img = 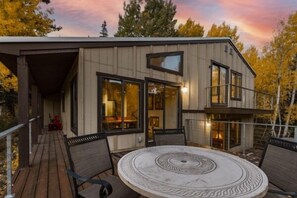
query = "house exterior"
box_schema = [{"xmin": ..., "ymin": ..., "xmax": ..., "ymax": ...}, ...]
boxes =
[{"xmin": 0, "ymin": 37, "xmax": 272, "ymax": 154}]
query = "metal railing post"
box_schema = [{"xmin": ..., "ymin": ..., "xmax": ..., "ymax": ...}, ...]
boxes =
[
  {"xmin": 29, "ymin": 121, "xmax": 32, "ymax": 154},
  {"xmin": 294, "ymin": 127, "xmax": 297, "ymax": 141},
  {"xmin": 5, "ymin": 134, "xmax": 14, "ymax": 198}
]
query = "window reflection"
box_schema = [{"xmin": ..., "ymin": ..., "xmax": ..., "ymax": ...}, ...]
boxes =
[
  {"xmin": 101, "ymin": 78, "xmax": 140, "ymax": 132},
  {"xmin": 147, "ymin": 52, "xmax": 183, "ymax": 74},
  {"xmin": 231, "ymin": 72, "xmax": 242, "ymax": 100}
]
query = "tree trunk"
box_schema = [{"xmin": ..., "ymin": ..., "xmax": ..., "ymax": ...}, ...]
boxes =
[
  {"xmin": 272, "ymin": 82, "xmax": 281, "ymax": 137},
  {"xmin": 283, "ymin": 85, "xmax": 296, "ymax": 137}
]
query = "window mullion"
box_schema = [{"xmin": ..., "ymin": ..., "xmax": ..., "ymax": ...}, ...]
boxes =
[{"xmin": 122, "ymin": 80, "xmax": 125, "ymax": 130}]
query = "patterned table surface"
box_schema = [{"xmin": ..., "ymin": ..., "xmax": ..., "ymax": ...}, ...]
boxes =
[{"xmin": 118, "ymin": 146, "xmax": 268, "ymax": 198}]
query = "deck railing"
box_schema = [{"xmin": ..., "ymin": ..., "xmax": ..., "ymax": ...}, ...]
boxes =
[
  {"xmin": 205, "ymin": 84, "xmax": 274, "ymax": 110},
  {"xmin": 0, "ymin": 116, "xmax": 40, "ymax": 198},
  {"xmin": 184, "ymin": 119, "xmax": 297, "ymax": 154}
]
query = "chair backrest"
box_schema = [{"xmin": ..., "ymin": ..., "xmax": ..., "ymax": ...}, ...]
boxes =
[
  {"xmin": 154, "ymin": 127, "xmax": 186, "ymax": 146},
  {"xmin": 64, "ymin": 133, "xmax": 114, "ymax": 187},
  {"xmin": 259, "ymin": 137, "xmax": 297, "ymax": 192}
]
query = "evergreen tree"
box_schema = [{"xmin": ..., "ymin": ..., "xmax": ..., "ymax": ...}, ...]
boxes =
[
  {"xmin": 0, "ymin": 0, "xmax": 61, "ymax": 36},
  {"xmin": 114, "ymin": 0, "xmax": 142, "ymax": 37},
  {"xmin": 115, "ymin": 0, "xmax": 177, "ymax": 37},
  {"xmin": 207, "ymin": 22, "xmax": 243, "ymax": 51},
  {"xmin": 140, "ymin": 0, "xmax": 177, "ymax": 37},
  {"xmin": 100, "ymin": 21, "xmax": 108, "ymax": 37},
  {"xmin": 177, "ymin": 18, "xmax": 204, "ymax": 37}
]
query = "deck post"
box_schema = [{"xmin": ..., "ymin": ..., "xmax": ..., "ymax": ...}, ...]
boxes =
[
  {"xmin": 31, "ymin": 85, "xmax": 38, "ymax": 144},
  {"xmin": 17, "ymin": 56, "xmax": 29, "ymax": 168}
]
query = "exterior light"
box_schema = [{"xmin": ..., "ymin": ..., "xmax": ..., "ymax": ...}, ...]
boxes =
[
  {"xmin": 206, "ymin": 117, "xmax": 211, "ymax": 127},
  {"xmin": 181, "ymin": 84, "xmax": 188, "ymax": 93}
]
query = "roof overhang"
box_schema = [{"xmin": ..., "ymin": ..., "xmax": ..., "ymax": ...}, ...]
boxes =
[{"xmin": 0, "ymin": 36, "xmax": 256, "ymax": 96}]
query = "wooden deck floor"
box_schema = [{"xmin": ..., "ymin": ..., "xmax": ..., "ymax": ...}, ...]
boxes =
[
  {"xmin": 12, "ymin": 131, "xmax": 73, "ymax": 198},
  {"xmin": 11, "ymin": 131, "xmax": 131, "ymax": 198},
  {"xmin": 11, "ymin": 131, "xmax": 262, "ymax": 198}
]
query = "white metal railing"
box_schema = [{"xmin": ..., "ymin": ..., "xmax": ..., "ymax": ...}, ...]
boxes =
[
  {"xmin": 0, "ymin": 124, "xmax": 24, "ymax": 198},
  {"xmin": 185, "ymin": 119, "xmax": 297, "ymax": 155},
  {"xmin": 0, "ymin": 116, "xmax": 40, "ymax": 198},
  {"xmin": 205, "ymin": 84, "xmax": 274, "ymax": 110}
]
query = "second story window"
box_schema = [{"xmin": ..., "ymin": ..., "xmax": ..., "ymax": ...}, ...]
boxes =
[
  {"xmin": 211, "ymin": 62, "xmax": 228, "ymax": 105},
  {"xmin": 147, "ymin": 51, "xmax": 183, "ymax": 75},
  {"xmin": 231, "ymin": 71, "xmax": 242, "ymax": 100}
]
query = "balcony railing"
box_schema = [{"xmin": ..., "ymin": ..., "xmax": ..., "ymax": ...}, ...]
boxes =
[
  {"xmin": 205, "ymin": 84, "xmax": 274, "ymax": 110},
  {"xmin": 0, "ymin": 116, "xmax": 40, "ymax": 198}
]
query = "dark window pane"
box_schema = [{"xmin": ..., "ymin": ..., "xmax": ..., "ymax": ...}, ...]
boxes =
[{"xmin": 147, "ymin": 52, "xmax": 183, "ymax": 75}]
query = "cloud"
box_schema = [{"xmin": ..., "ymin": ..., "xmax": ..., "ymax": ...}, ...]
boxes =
[
  {"xmin": 46, "ymin": 0, "xmax": 124, "ymax": 36},
  {"xmin": 46, "ymin": 0, "xmax": 295, "ymax": 49}
]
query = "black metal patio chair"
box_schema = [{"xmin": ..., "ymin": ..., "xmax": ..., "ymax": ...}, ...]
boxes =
[
  {"xmin": 154, "ymin": 126, "xmax": 187, "ymax": 146},
  {"xmin": 259, "ymin": 137, "xmax": 297, "ymax": 198},
  {"xmin": 64, "ymin": 133, "xmax": 139, "ymax": 198}
]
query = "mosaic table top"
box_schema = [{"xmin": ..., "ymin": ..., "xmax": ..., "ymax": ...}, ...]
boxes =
[{"xmin": 118, "ymin": 146, "xmax": 268, "ymax": 198}]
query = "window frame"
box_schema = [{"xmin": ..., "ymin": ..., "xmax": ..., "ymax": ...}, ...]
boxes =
[
  {"xmin": 210, "ymin": 60, "xmax": 229, "ymax": 106},
  {"xmin": 145, "ymin": 78, "xmax": 183, "ymax": 146},
  {"xmin": 146, "ymin": 51, "xmax": 184, "ymax": 75},
  {"xmin": 70, "ymin": 75, "xmax": 78, "ymax": 135},
  {"xmin": 230, "ymin": 70, "xmax": 242, "ymax": 101},
  {"xmin": 229, "ymin": 120, "xmax": 241, "ymax": 148},
  {"xmin": 97, "ymin": 73, "xmax": 144, "ymax": 135}
]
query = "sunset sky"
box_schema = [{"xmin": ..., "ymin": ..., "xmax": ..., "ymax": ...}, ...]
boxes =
[{"xmin": 46, "ymin": 0, "xmax": 296, "ymax": 49}]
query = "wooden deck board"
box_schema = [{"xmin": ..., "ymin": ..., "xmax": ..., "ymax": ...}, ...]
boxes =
[
  {"xmin": 35, "ymin": 132, "xmax": 50, "ymax": 198},
  {"xmin": 48, "ymin": 132, "xmax": 61, "ymax": 198},
  {"xmin": 11, "ymin": 131, "xmax": 87, "ymax": 198},
  {"xmin": 21, "ymin": 133, "xmax": 46, "ymax": 198},
  {"xmin": 55, "ymin": 132, "xmax": 73, "ymax": 198}
]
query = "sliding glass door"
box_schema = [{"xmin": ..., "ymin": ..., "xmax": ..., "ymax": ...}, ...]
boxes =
[{"xmin": 146, "ymin": 81, "xmax": 181, "ymax": 143}]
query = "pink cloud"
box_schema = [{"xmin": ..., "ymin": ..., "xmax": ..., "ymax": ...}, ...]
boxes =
[
  {"xmin": 45, "ymin": 0, "xmax": 295, "ymax": 49},
  {"xmin": 47, "ymin": 0, "xmax": 124, "ymax": 36}
]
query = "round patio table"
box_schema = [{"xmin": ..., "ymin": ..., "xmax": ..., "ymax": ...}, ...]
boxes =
[{"xmin": 118, "ymin": 146, "xmax": 268, "ymax": 198}]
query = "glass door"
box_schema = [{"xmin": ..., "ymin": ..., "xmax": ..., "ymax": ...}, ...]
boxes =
[
  {"xmin": 211, "ymin": 65, "xmax": 227, "ymax": 105},
  {"xmin": 147, "ymin": 81, "xmax": 180, "ymax": 144},
  {"xmin": 211, "ymin": 122, "xmax": 227, "ymax": 149}
]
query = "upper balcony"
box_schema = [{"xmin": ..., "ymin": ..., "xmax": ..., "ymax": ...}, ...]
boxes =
[{"xmin": 205, "ymin": 84, "xmax": 274, "ymax": 114}]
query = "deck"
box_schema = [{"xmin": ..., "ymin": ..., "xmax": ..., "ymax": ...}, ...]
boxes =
[
  {"xmin": 10, "ymin": 131, "xmax": 262, "ymax": 198},
  {"xmin": 12, "ymin": 131, "xmax": 73, "ymax": 198}
]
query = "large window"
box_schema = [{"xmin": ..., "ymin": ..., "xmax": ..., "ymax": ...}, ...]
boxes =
[
  {"xmin": 147, "ymin": 52, "xmax": 183, "ymax": 75},
  {"xmin": 99, "ymin": 75, "xmax": 143, "ymax": 134},
  {"xmin": 211, "ymin": 62, "xmax": 228, "ymax": 104},
  {"xmin": 231, "ymin": 71, "xmax": 242, "ymax": 100},
  {"xmin": 71, "ymin": 75, "xmax": 78, "ymax": 134}
]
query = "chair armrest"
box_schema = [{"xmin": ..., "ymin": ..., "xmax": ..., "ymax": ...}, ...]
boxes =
[
  {"xmin": 67, "ymin": 169, "xmax": 113, "ymax": 198},
  {"xmin": 268, "ymin": 189, "xmax": 297, "ymax": 198}
]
